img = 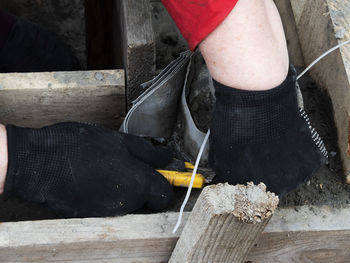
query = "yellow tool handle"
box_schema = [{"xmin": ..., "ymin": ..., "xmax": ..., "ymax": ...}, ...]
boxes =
[
  {"xmin": 184, "ymin": 162, "xmax": 195, "ymax": 169},
  {"xmin": 157, "ymin": 170, "xmax": 205, "ymax": 189}
]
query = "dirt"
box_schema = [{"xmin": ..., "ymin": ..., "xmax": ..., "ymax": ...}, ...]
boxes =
[
  {"xmin": 280, "ymin": 67, "xmax": 350, "ymax": 207},
  {"xmin": 1, "ymin": 2, "xmax": 350, "ymax": 222},
  {"xmin": 186, "ymin": 51, "xmax": 215, "ymax": 132},
  {"xmin": 0, "ymin": 0, "xmax": 86, "ymax": 68},
  {"xmin": 151, "ymin": 1, "xmax": 187, "ymax": 72}
]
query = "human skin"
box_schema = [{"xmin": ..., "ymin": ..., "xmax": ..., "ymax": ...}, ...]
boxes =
[{"xmin": 199, "ymin": 0, "xmax": 289, "ymax": 90}]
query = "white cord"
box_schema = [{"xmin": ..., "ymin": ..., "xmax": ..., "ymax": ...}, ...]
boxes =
[
  {"xmin": 297, "ymin": 40, "xmax": 350, "ymax": 80},
  {"xmin": 172, "ymin": 129, "xmax": 210, "ymax": 234}
]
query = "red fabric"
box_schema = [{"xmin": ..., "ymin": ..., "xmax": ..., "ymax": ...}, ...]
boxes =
[{"xmin": 161, "ymin": 0, "xmax": 239, "ymax": 51}]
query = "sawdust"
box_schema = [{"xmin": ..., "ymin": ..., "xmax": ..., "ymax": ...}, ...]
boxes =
[{"xmin": 204, "ymin": 182, "xmax": 279, "ymax": 223}]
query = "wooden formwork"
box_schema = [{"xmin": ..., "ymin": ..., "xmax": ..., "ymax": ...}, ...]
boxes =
[
  {"xmin": 115, "ymin": 0, "xmax": 156, "ymax": 106},
  {"xmin": 1, "ymin": 194, "xmax": 349, "ymax": 262},
  {"xmin": 0, "ymin": 1, "xmax": 350, "ymax": 263},
  {"xmin": 0, "ymin": 70, "xmax": 125, "ymax": 129}
]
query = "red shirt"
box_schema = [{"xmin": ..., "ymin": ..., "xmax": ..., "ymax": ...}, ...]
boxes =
[{"xmin": 161, "ymin": 0, "xmax": 239, "ymax": 51}]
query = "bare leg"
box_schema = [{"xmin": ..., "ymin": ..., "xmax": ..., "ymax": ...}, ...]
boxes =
[
  {"xmin": 199, "ymin": 0, "xmax": 289, "ymax": 90},
  {"xmin": 0, "ymin": 124, "xmax": 8, "ymax": 194}
]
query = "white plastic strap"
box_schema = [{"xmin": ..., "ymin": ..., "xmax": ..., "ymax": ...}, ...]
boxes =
[{"xmin": 172, "ymin": 130, "xmax": 210, "ymax": 233}]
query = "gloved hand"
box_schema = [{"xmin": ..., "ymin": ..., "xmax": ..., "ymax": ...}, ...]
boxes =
[
  {"xmin": 209, "ymin": 65, "xmax": 327, "ymax": 197},
  {"xmin": 3, "ymin": 122, "xmax": 174, "ymax": 217}
]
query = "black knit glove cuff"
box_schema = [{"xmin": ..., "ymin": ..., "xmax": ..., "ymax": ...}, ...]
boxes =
[
  {"xmin": 212, "ymin": 65, "xmax": 298, "ymax": 144},
  {"xmin": 4, "ymin": 124, "xmax": 79, "ymax": 203}
]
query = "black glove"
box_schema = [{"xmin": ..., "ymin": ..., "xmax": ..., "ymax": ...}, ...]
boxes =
[
  {"xmin": 0, "ymin": 12, "xmax": 80, "ymax": 73},
  {"xmin": 3, "ymin": 123, "xmax": 174, "ymax": 217},
  {"xmin": 209, "ymin": 65, "xmax": 327, "ymax": 197}
]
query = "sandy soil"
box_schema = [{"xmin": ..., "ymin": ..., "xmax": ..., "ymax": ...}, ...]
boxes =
[{"xmin": 280, "ymin": 67, "xmax": 350, "ymax": 207}]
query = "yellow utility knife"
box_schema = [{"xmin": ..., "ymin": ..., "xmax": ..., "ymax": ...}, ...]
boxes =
[{"xmin": 157, "ymin": 162, "xmax": 205, "ymax": 189}]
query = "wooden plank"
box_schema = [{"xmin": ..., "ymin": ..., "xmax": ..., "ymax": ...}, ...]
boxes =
[
  {"xmin": 248, "ymin": 230, "xmax": 350, "ymax": 263},
  {"xmin": 274, "ymin": 0, "xmax": 305, "ymax": 67},
  {"xmin": 115, "ymin": 0, "xmax": 156, "ymax": 106},
  {"xmin": 169, "ymin": 183, "xmax": 279, "ymax": 263},
  {"xmin": 0, "ymin": 70, "xmax": 125, "ymax": 129},
  {"xmin": 289, "ymin": 0, "xmax": 350, "ymax": 183},
  {"xmin": 1, "ymin": 204, "xmax": 350, "ymax": 262},
  {"xmin": 0, "ymin": 212, "xmax": 187, "ymax": 263},
  {"xmin": 289, "ymin": 0, "xmax": 307, "ymax": 25},
  {"xmin": 247, "ymin": 205, "xmax": 350, "ymax": 262}
]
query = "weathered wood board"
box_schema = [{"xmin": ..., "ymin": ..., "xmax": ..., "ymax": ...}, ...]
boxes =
[
  {"xmin": 274, "ymin": 0, "xmax": 305, "ymax": 67},
  {"xmin": 1, "ymin": 205, "xmax": 349, "ymax": 262},
  {"xmin": 247, "ymin": 204, "xmax": 350, "ymax": 263},
  {"xmin": 0, "ymin": 70, "xmax": 125, "ymax": 129},
  {"xmin": 115, "ymin": 0, "xmax": 156, "ymax": 106},
  {"xmin": 290, "ymin": 0, "xmax": 350, "ymax": 183},
  {"xmin": 0, "ymin": 213, "xmax": 185, "ymax": 263},
  {"xmin": 169, "ymin": 183, "xmax": 278, "ymax": 263}
]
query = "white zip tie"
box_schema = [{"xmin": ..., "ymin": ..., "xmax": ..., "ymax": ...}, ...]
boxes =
[{"xmin": 172, "ymin": 129, "xmax": 210, "ymax": 234}]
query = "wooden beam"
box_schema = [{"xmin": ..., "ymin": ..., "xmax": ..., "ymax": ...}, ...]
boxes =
[
  {"xmin": 115, "ymin": 0, "xmax": 156, "ymax": 106},
  {"xmin": 274, "ymin": 0, "xmax": 305, "ymax": 67},
  {"xmin": 0, "ymin": 212, "xmax": 187, "ymax": 263},
  {"xmin": 289, "ymin": 0, "xmax": 350, "ymax": 183},
  {"xmin": 0, "ymin": 70, "xmax": 125, "ymax": 129},
  {"xmin": 1, "ymin": 204, "xmax": 350, "ymax": 262},
  {"xmin": 249, "ymin": 230, "xmax": 350, "ymax": 263},
  {"xmin": 169, "ymin": 183, "xmax": 278, "ymax": 263},
  {"xmin": 247, "ymin": 204, "xmax": 350, "ymax": 262}
]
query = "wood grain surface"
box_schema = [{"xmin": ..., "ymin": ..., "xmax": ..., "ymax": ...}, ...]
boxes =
[
  {"xmin": 0, "ymin": 70, "xmax": 125, "ymax": 129},
  {"xmin": 1, "ymin": 205, "xmax": 350, "ymax": 262}
]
